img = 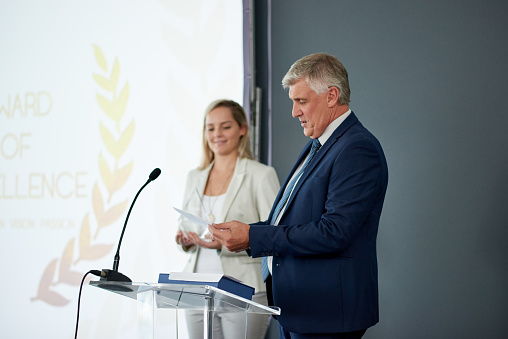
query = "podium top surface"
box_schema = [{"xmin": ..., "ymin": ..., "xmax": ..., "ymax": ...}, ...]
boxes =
[{"xmin": 90, "ymin": 281, "xmax": 280, "ymax": 315}]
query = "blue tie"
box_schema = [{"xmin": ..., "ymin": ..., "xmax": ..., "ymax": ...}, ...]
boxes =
[{"xmin": 261, "ymin": 139, "xmax": 322, "ymax": 281}]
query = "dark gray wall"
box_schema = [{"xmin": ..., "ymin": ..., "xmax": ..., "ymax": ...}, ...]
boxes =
[{"xmin": 258, "ymin": 0, "xmax": 508, "ymax": 338}]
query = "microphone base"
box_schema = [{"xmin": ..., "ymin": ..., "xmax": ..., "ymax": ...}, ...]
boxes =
[{"xmin": 100, "ymin": 269, "xmax": 132, "ymax": 283}]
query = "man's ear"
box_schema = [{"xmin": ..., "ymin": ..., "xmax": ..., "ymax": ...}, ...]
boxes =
[{"xmin": 327, "ymin": 86, "xmax": 340, "ymax": 107}]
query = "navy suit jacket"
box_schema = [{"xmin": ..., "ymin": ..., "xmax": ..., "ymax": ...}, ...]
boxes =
[{"xmin": 249, "ymin": 112, "xmax": 388, "ymax": 333}]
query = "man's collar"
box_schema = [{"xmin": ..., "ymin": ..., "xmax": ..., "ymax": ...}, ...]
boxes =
[{"xmin": 318, "ymin": 109, "xmax": 351, "ymax": 146}]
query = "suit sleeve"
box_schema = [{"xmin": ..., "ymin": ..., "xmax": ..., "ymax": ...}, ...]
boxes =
[{"xmin": 250, "ymin": 136, "xmax": 385, "ymax": 257}]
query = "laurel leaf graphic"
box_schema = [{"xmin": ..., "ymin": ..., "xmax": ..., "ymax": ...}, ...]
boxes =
[
  {"xmin": 97, "ymin": 93, "xmax": 114, "ymax": 119},
  {"xmin": 34, "ymin": 46, "xmax": 134, "ymax": 306},
  {"xmin": 38, "ymin": 259, "xmax": 57, "ymax": 292},
  {"xmin": 31, "ymin": 259, "xmax": 70, "ymax": 306},
  {"xmin": 99, "ymin": 122, "xmax": 120, "ymax": 159},
  {"xmin": 97, "ymin": 199, "xmax": 129, "ymax": 230},
  {"xmin": 57, "ymin": 239, "xmax": 84, "ymax": 286},
  {"xmin": 59, "ymin": 270, "xmax": 83, "ymax": 286},
  {"xmin": 98, "ymin": 152, "xmax": 114, "ymax": 194},
  {"xmin": 110, "ymin": 58, "xmax": 120, "ymax": 92},
  {"xmin": 93, "ymin": 73, "xmax": 115, "ymax": 92},
  {"xmin": 113, "ymin": 82, "xmax": 130, "ymax": 122},
  {"xmin": 99, "ymin": 155, "xmax": 133, "ymax": 200},
  {"xmin": 93, "ymin": 44, "xmax": 108, "ymax": 72},
  {"xmin": 78, "ymin": 213, "xmax": 92, "ymax": 262},
  {"xmin": 111, "ymin": 160, "xmax": 134, "ymax": 194},
  {"xmin": 33, "ymin": 289, "xmax": 70, "ymax": 306},
  {"xmin": 116, "ymin": 120, "xmax": 135, "ymax": 158},
  {"xmin": 82, "ymin": 244, "xmax": 115, "ymax": 261},
  {"xmin": 31, "ymin": 288, "xmax": 71, "ymax": 306},
  {"xmin": 92, "ymin": 183, "xmax": 105, "ymax": 223},
  {"xmin": 79, "ymin": 212, "xmax": 114, "ymax": 261},
  {"xmin": 98, "ymin": 121, "xmax": 134, "ymax": 160},
  {"xmin": 59, "ymin": 239, "xmax": 75, "ymax": 278}
]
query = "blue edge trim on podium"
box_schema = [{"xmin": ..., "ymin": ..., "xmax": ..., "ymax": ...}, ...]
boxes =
[{"xmin": 158, "ymin": 273, "xmax": 255, "ymax": 300}]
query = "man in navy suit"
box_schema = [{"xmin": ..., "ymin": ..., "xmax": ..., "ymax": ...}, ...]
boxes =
[{"xmin": 209, "ymin": 53, "xmax": 388, "ymax": 338}]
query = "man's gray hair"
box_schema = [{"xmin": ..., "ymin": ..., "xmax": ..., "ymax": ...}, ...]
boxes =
[{"xmin": 282, "ymin": 53, "xmax": 351, "ymax": 105}]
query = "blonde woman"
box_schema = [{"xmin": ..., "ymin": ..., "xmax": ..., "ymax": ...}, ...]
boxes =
[{"xmin": 175, "ymin": 99, "xmax": 280, "ymax": 339}]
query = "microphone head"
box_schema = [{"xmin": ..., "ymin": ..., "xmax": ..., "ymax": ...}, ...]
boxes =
[{"xmin": 149, "ymin": 168, "xmax": 161, "ymax": 181}]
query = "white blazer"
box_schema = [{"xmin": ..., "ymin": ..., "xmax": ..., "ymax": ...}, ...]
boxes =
[{"xmin": 178, "ymin": 157, "xmax": 279, "ymax": 293}]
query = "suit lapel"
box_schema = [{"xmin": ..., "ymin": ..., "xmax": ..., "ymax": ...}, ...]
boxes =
[
  {"xmin": 267, "ymin": 143, "xmax": 312, "ymax": 222},
  {"xmin": 282, "ymin": 113, "xmax": 359, "ymax": 215},
  {"xmin": 196, "ymin": 165, "xmax": 211, "ymax": 196},
  {"xmin": 184, "ymin": 163, "xmax": 211, "ymax": 215},
  {"xmin": 221, "ymin": 157, "xmax": 246, "ymax": 220}
]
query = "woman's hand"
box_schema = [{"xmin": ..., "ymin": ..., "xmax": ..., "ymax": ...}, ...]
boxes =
[
  {"xmin": 185, "ymin": 231, "xmax": 222, "ymax": 250},
  {"xmin": 175, "ymin": 230, "xmax": 194, "ymax": 252}
]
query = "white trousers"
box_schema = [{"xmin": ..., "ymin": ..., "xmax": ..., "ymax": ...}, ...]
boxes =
[{"xmin": 185, "ymin": 292, "xmax": 270, "ymax": 339}]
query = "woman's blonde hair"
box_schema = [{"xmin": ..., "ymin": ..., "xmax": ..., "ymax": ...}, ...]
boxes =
[{"xmin": 198, "ymin": 99, "xmax": 254, "ymax": 170}]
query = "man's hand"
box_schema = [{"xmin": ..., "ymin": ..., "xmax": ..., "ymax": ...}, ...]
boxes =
[{"xmin": 208, "ymin": 221, "xmax": 250, "ymax": 252}]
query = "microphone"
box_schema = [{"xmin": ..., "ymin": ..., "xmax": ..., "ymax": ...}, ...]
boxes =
[
  {"xmin": 149, "ymin": 167, "xmax": 161, "ymax": 181},
  {"xmin": 97, "ymin": 168, "xmax": 162, "ymax": 283}
]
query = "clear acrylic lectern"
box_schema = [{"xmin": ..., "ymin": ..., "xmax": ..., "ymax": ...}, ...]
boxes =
[{"xmin": 90, "ymin": 281, "xmax": 280, "ymax": 338}]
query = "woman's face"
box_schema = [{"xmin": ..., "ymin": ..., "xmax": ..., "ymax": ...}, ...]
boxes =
[{"xmin": 205, "ymin": 106, "xmax": 246, "ymax": 157}]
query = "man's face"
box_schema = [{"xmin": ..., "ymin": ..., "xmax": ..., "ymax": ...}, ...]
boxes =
[{"xmin": 289, "ymin": 78, "xmax": 331, "ymax": 139}]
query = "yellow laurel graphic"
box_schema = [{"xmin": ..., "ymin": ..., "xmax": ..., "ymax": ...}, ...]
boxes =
[
  {"xmin": 31, "ymin": 45, "xmax": 134, "ymax": 306},
  {"xmin": 78, "ymin": 212, "xmax": 114, "ymax": 262},
  {"xmin": 31, "ymin": 259, "xmax": 69, "ymax": 306},
  {"xmin": 58, "ymin": 239, "xmax": 83, "ymax": 285}
]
